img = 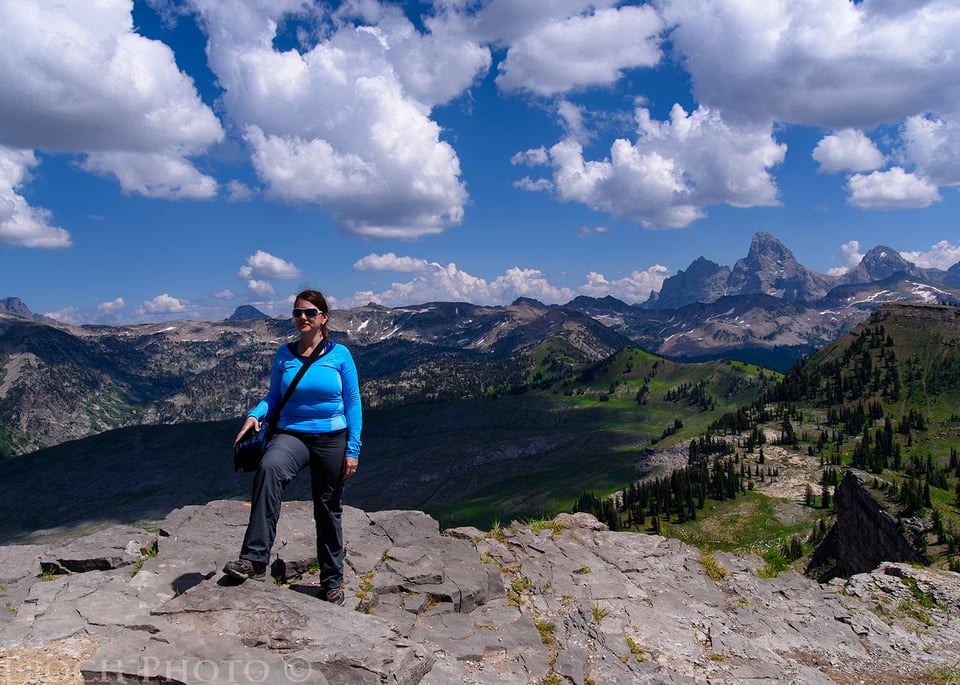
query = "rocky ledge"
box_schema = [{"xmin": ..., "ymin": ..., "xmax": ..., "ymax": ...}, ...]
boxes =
[{"xmin": 1, "ymin": 500, "xmax": 959, "ymax": 684}]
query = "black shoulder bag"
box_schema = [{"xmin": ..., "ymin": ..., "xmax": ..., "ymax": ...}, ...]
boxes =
[{"xmin": 233, "ymin": 341, "xmax": 334, "ymax": 472}]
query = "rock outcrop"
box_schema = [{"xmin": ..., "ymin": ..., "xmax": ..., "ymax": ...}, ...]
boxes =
[
  {"xmin": 808, "ymin": 470, "xmax": 926, "ymax": 581},
  {"xmin": 2, "ymin": 500, "xmax": 960, "ymax": 684}
]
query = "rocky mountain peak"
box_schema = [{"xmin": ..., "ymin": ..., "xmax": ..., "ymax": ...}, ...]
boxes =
[
  {"xmin": 726, "ymin": 231, "xmax": 834, "ymax": 302},
  {"xmin": 730, "ymin": 231, "xmax": 800, "ymax": 283},
  {"xmin": 0, "ymin": 296, "xmax": 33, "ymax": 319},
  {"xmin": 644, "ymin": 256, "xmax": 731, "ymax": 309},
  {"xmin": 227, "ymin": 304, "xmax": 272, "ymax": 321},
  {"xmin": 842, "ymin": 244, "xmax": 919, "ymax": 284}
]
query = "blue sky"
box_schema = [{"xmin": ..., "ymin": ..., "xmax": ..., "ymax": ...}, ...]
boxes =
[{"xmin": 1, "ymin": 0, "xmax": 959, "ymax": 324}]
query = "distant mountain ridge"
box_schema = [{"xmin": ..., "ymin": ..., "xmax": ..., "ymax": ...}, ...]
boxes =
[
  {"xmin": 645, "ymin": 232, "xmax": 958, "ymax": 309},
  {"xmin": 2, "ymin": 234, "xmax": 959, "ymax": 455}
]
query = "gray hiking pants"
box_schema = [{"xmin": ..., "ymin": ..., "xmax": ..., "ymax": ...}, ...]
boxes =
[{"xmin": 240, "ymin": 429, "xmax": 347, "ymax": 590}]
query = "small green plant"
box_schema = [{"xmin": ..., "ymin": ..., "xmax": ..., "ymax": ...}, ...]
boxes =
[
  {"xmin": 489, "ymin": 519, "xmax": 506, "ymax": 542},
  {"xmin": 37, "ymin": 567, "xmax": 60, "ymax": 582},
  {"xmin": 356, "ymin": 570, "xmax": 376, "ymax": 600},
  {"xmin": 507, "ymin": 574, "xmax": 533, "ymax": 606},
  {"xmin": 512, "ymin": 576, "xmax": 532, "ymax": 593},
  {"xmin": 756, "ymin": 550, "xmax": 789, "ymax": 578},
  {"xmin": 700, "ymin": 551, "xmax": 728, "ymax": 581},
  {"xmin": 307, "ymin": 560, "xmax": 321, "ymax": 575},
  {"xmin": 527, "ymin": 517, "xmax": 568, "ymax": 536},
  {"xmin": 902, "ymin": 577, "xmax": 936, "ymax": 609},
  {"xmin": 535, "ymin": 619, "xmax": 556, "ymax": 647},
  {"xmin": 624, "ymin": 634, "xmax": 647, "ymax": 662},
  {"xmin": 928, "ymin": 663, "xmax": 960, "ymax": 684},
  {"xmin": 591, "ymin": 603, "xmax": 609, "ymax": 624},
  {"xmin": 130, "ymin": 543, "xmax": 159, "ymax": 576},
  {"xmin": 896, "ymin": 600, "xmax": 934, "ymax": 627}
]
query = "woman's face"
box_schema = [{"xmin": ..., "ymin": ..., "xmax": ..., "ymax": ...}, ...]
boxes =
[{"xmin": 293, "ymin": 298, "xmax": 326, "ymax": 335}]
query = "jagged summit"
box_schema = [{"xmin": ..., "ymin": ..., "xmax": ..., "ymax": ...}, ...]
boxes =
[
  {"xmin": 726, "ymin": 231, "xmax": 834, "ymax": 302},
  {"xmin": 640, "ymin": 231, "xmax": 955, "ymax": 309},
  {"xmin": 643, "ymin": 256, "xmax": 731, "ymax": 309}
]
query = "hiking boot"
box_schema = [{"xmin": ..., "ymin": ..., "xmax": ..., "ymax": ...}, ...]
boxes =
[
  {"xmin": 324, "ymin": 587, "xmax": 345, "ymax": 606},
  {"xmin": 223, "ymin": 558, "xmax": 266, "ymax": 582}
]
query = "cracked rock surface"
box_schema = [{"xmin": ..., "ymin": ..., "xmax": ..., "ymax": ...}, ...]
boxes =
[{"xmin": 1, "ymin": 500, "xmax": 959, "ymax": 684}]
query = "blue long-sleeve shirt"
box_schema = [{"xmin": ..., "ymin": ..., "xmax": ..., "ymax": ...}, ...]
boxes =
[{"xmin": 248, "ymin": 341, "xmax": 362, "ymax": 460}]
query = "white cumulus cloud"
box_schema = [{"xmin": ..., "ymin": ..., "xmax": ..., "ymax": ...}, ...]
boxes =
[
  {"xmin": 82, "ymin": 152, "xmax": 218, "ymax": 200},
  {"xmin": 97, "ymin": 297, "xmax": 125, "ymax": 313},
  {"xmin": 827, "ymin": 240, "xmax": 865, "ymax": 276},
  {"xmin": 659, "ymin": 0, "xmax": 960, "ymax": 129},
  {"xmin": 341, "ymin": 258, "xmax": 668, "ymax": 308},
  {"xmin": 578, "ymin": 267, "xmax": 670, "ymax": 302},
  {"xmin": 901, "ymin": 240, "xmax": 960, "ymax": 270},
  {"xmin": 141, "ymin": 293, "xmax": 187, "ymax": 314},
  {"xmin": 513, "ymin": 177, "xmax": 554, "ymax": 193},
  {"xmin": 238, "ymin": 250, "xmax": 303, "ymax": 280},
  {"xmin": 495, "ymin": 4, "xmax": 663, "ymax": 96},
  {"xmin": 846, "ymin": 167, "xmax": 941, "ymax": 210},
  {"xmin": 813, "ymin": 130, "xmax": 886, "ymax": 174},
  {"xmin": 658, "ymin": 0, "xmax": 960, "ymax": 214},
  {"xmin": 0, "ymin": 147, "xmax": 71, "ymax": 248},
  {"xmin": 246, "ymin": 280, "xmax": 275, "ymax": 297},
  {"xmin": 541, "ymin": 104, "xmax": 785, "ymax": 228},
  {"xmin": 225, "ymin": 181, "xmax": 255, "ymax": 202},
  {"xmin": 353, "ymin": 253, "xmax": 431, "ymax": 273},
  {"xmin": 187, "ymin": 0, "xmax": 473, "ymax": 239},
  {"xmin": 0, "ymin": 0, "xmax": 223, "ymax": 200},
  {"xmin": 342, "ymin": 262, "xmax": 576, "ymax": 308},
  {"xmin": 902, "ymin": 112, "xmax": 960, "ymax": 186},
  {"xmin": 511, "ymin": 147, "xmax": 550, "ymax": 167}
]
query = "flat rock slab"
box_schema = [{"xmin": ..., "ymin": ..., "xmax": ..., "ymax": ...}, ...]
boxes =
[{"xmin": 39, "ymin": 525, "xmax": 157, "ymax": 575}]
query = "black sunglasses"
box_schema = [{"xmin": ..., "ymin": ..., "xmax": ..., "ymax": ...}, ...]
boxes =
[{"xmin": 292, "ymin": 307, "xmax": 322, "ymax": 319}]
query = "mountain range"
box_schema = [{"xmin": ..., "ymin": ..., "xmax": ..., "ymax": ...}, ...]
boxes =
[
  {"xmin": 2, "ymin": 232, "xmax": 959, "ymax": 457},
  {"xmin": 644, "ymin": 231, "xmax": 958, "ymax": 307}
]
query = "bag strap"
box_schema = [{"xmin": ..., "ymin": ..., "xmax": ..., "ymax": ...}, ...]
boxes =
[{"xmin": 266, "ymin": 340, "xmax": 334, "ymax": 426}]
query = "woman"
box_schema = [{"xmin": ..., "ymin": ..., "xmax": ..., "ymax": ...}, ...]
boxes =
[{"xmin": 224, "ymin": 289, "xmax": 362, "ymax": 606}]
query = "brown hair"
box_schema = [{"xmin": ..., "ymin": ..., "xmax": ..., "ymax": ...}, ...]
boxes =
[{"xmin": 295, "ymin": 289, "xmax": 329, "ymax": 342}]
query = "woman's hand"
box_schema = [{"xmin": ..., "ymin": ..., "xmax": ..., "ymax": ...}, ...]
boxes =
[
  {"xmin": 234, "ymin": 416, "xmax": 261, "ymax": 445},
  {"xmin": 342, "ymin": 456, "xmax": 359, "ymax": 480}
]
